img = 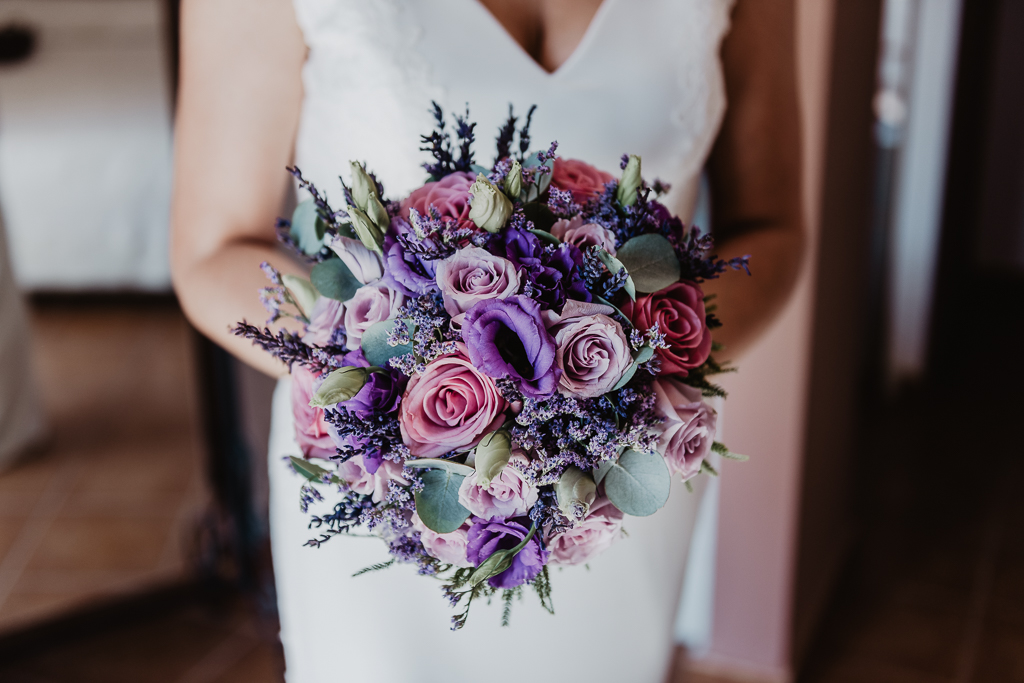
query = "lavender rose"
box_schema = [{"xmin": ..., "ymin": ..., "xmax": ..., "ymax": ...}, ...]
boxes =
[
  {"xmin": 550, "ymin": 216, "xmax": 618, "ymax": 255},
  {"xmin": 547, "ymin": 300, "xmax": 631, "ymax": 398},
  {"xmin": 458, "ymin": 452, "xmax": 539, "ymax": 519},
  {"xmin": 341, "ymin": 284, "xmax": 405, "ymax": 348},
  {"xmin": 466, "ymin": 517, "xmax": 549, "ymax": 589},
  {"xmin": 412, "ymin": 513, "xmax": 472, "ymax": 567},
  {"xmin": 434, "ymin": 246, "xmax": 521, "ymax": 318},
  {"xmin": 547, "ymin": 497, "xmax": 624, "ymax": 565},
  {"xmin": 337, "ymin": 456, "xmax": 409, "ymax": 504},
  {"xmin": 305, "ymin": 297, "xmax": 345, "ymax": 346},
  {"xmin": 653, "ymin": 378, "xmax": 718, "ymax": 480},
  {"xmin": 399, "ymin": 344, "xmax": 508, "ymax": 458},
  {"xmin": 462, "ymin": 295, "xmax": 559, "ymax": 399}
]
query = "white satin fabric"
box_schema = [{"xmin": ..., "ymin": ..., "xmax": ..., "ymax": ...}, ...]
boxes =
[{"xmin": 270, "ymin": 1, "xmax": 734, "ymax": 680}]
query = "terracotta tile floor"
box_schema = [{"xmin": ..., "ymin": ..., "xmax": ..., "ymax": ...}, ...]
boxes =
[{"xmin": 0, "ymin": 300, "xmax": 210, "ymax": 636}]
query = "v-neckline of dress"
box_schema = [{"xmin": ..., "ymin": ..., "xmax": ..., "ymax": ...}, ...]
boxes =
[{"xmin": 465, "ymin": 0, "xmax": 616, "ymax": 79}]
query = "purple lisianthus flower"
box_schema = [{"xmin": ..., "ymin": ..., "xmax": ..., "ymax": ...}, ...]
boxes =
[
  {"xmin": 382, "ymin": 218, "xmax": 439, "ymax": 297},
  {"xmin": 466, "ymin": 517, "xmax": 549, "ymax": 589},
  {"xmin": 498, "ymin": 227, "xmax": 590, "ymax": 312},
  {"xmin": 333, "ymin": 349, "xmax": 406, "ymax": 473},
  {"xmin": 462, "ymin": 296, "xmax": 559, "ymax": 399}
]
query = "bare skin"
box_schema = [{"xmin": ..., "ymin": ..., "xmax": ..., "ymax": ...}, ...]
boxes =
[{"xmin": 171, "ymin": 0, "xmax": 805, "ymax": 378}]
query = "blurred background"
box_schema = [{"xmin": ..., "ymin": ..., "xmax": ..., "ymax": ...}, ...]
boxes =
[{"xmin": 0, "ymin": 0, "xmax": 1020, "ymax": 682}]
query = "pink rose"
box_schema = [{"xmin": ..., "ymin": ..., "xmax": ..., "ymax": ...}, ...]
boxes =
[
  {"xmin": 550, "ymin": 216, "xmax": 618, "ymax": 255},
  {"xmin": 329, "ymin": 235, "xmax": 384, "ymax": 284},
  {"xmin": 547, "ymin": 497, "xmax": 623, "ymax": 565},
  {"xmin": 291, "ymin": 366, "xmax": 335, "ymax": 459},
  {"xmin": 400, "ymin": 171, "xmax": 474, "ymax": 228},
  {"xmin": 653, "ymin": 378, "xmax": 717, "ymax": 481},
  {"xmin": 548, "ymin": 301, "xmax": 631, "ymax": 398},
  {"xmin": 458, "ymin": 452, "xmax": 539, "ymax": 519},
  {"xmin": 621, "ymin": 281, "xmax": 711, "ymax": 376},
  {"xmin": 342, "ymin": 284, "xmax": 405, "ymax": 348},
  {"xmin": 434, "ymin": 246, "xmax": 521, "ymax": 318},
  {"xmin": 411, "ymin": 513, "xmax": 472, "ymax": 567},
  {"xmin": 305, "ymin": 297, "xmax": 345, "ymax": 346},
  {"xmin": 337, "ymin": 456, "xmax": 410, "ymax": 504},
  {"xmin": 550, "ymin": 158, "xmax": 614, "ymax": 204},
  {"xmin": 399, "ymin": 344, "xmax": 508, "ymax": 458}
]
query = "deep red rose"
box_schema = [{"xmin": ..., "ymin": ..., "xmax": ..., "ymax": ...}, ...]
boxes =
[
  {"xmin": 621, "ymin": 281, "xmax": 711, "ymax": 376},
  {"xmin": 550, "ymin": 158, "xmax": 614, "ymax": 204}
]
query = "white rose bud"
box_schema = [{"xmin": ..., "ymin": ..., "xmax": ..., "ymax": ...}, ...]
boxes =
[
  {"xmin": 469, "ymin": 173, "xmax": 513, "ymax": 233},
  {"xmin": 504, "ymin": 160, "xmax": 523, "ymax": 200},
  {"xmin": 474, "ymin": 430, "xmax": 512, "ymax": 486},
  {"xmin": 349, "ymin": 161, "xmax": 376, "ymax": 212},
  {"xmin": 365, "ymin": 192, "xmax": 390, "ymax": 230},
  {"xmin": 616, "ymin": 154, "xmax": 642, "ymax": 207}
]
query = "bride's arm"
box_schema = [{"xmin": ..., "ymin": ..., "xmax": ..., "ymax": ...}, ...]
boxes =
[
  {"xmin": 170, "ymin": 0, "xmax": 308, "ymax": 378},
  {"xmin": 703, "ymin": 0, "xmax": 807, "ymax": 362}
]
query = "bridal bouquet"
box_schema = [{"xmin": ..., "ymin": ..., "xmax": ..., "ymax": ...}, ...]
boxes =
[{"xmin": 235, "ymin": 105, "xmax": 748, "ymax": 629}]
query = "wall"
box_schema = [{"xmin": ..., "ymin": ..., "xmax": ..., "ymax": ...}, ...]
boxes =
[{"xmin": 685, "ymin": 1, "xmax": 835, "ymax": 680}]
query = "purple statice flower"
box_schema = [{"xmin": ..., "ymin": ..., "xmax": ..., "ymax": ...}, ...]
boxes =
[
  {"xmin": 466, "ymin": 517, "xmax": 549, "ymax": 589},
  {"xmin": 462, "ymin": 296, "xmax": 559, "ymax": 399},
  {"xmin": 382, "ymin": 218, "xmax": 440, "ymax": 297},
  {"xmin": 547, "ymin": 187, "xmax": 580, "ymax": 217}
]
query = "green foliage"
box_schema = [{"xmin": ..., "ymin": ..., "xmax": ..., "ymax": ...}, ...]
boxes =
[
  {"xmin": 616, "ymin": 233, "xmax": 682, "ymax": 294},
  {"xmin": 361, "ymin": 319, "xmax": 416, "ymax": 368},
  {"xmin": 414, "ymin": 469, "xmax": 471, "ymax": 533},
  {"xmin": 404, "ymin": 458, "xmax": 475, "ymax": 477},
  {"xmin": 352, "ymin": 560, "xmax": 395, "ymax": 577},
  {"xmin": 310, "ymin": 258, "xmax": 362, "ymax": 302},
  {"xmin": 603, "ymin": 449, "xmax": 672, "ymax": 517},
  {"xmin": 288, "ymin": 456, "xmax": 338, "ymax": 484},
  {"xmin": 712, "ymin": 441, "xmax": 749, "ymax": 461},
  {"xmin": 290, "ymin": 199, "xmax": 327, "ymax": 256}
]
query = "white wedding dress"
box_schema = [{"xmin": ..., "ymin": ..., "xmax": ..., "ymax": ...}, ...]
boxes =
[{"xmin": 268, "ymin": 1, "xmax": 734, "ymax": 681}]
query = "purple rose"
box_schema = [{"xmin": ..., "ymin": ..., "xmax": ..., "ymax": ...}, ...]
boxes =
[
  {"xmin": 382, "ymin": 218, "xmax": 439, "ymax": 297},
  {"xmin": 462, "ymin": 296, "xmax": 559, "ymax": 399},
  {"xmin": 434, "ymin": 246, "xmax": 521, "ymax": 317},
  {"xmin": 466, "ymin": 517, "xmax": 549, "ymax": 589},
  {"xmin": 547, "ymin": 301, "xmax": 631, "ymax": 398}
]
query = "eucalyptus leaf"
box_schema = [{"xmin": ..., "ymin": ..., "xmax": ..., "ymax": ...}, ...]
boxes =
[
  {"xmin": 593, "ymin": 459, "xmax": 615, "ymax": 485},
  {"xmin": 474, "ymin": 431, "xmax": 512, "ymax": 486},
  {"xmin": 634, "ymin": 345, "xmax": 655, "ymax": 364},
  {"xmin": 604, "ymin": 449, "xmax": 671, "ymax": 517},
  {"xmin": 310, "ymin": 258, "xmax": 361, "ymax": 302},
  {"xmin": 361, "ymin": 319, "xmax": 416, "ymax": 368},
  {"xmin": 616, "ymin": 234, "xmax": 682, "ymax": 294},
  {"xmin": 528, "ymin": 228, "xmax": 561, "ymax": 246},
  {"xmin": 404, "ymin": 458, "xmax": 476, "ymax": 477},
  {"xmin": 593, "ymin": 295, "xmax": 630, "ymax": 323},
  {"xmin": 281, "ymin": 274, "xmax": 318, "ymax": 318},
  {"xmin": 522, "ymin": 201, "xmax": 556, "ymax": 232},
  {"xmin": 611, "ymin": 344, "xmax": 654, "ymax": 392},
  {"xmin": 309, "ymin": 367, "xmax": 369, "ymax": 408},
  {"xmin": 289, "ymin": 455, "xmax": 336, "ymax": 483},
  {"xmin": 414, "ymin": 469, "xmax": 471, "ymax": 533},
  {"xmin": 595, "ymin": 248, "xmax": 636, "ymax": 301},
  {"xmin": 290, "ymin": 199, "xmax": 326, "ymax": 256}
]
